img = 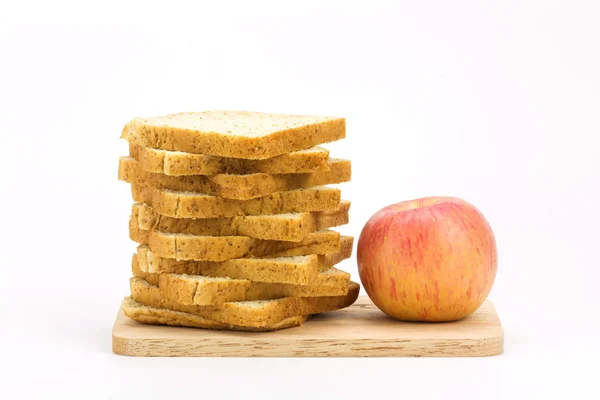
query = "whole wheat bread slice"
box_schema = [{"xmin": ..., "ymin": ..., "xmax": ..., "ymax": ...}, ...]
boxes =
[
  {"xmin": 119, "ymin": 156, "xmax": 350, "ymax": 200},
  {"xmin": 121, "ymin": 110, "xmax": 345, "ymax": 159},
  {"xmin": 129, "ymin": 142, "xmax": 330, "ymax": 176},
  {"xmin": 132, "ymin": 201, "xmax": 349, "ymax": 242},
  {"xmin": 122, "ymin": 297, "xmax": 310, "ymax": 331},
  {"xmin": 131, "ymin": 254, "xmax": 350, "ymax": 305},
  {"xmin": 131, "ymin": 184, "xmax": 341, "ymax": 219},
  {"xmin": 160, "ymin": 269, "xmax": 350, "ymax": 306},
  {"xmin": 136, "ymin": 235, "xmax": 354, "ymax": 285},
  {"xmin": 129, "ymin": 213, "xmax": 340, "ymax": 261},
  {"xmin": 129, "ymin": 277, "xmax": 360, "ymax": 327}
]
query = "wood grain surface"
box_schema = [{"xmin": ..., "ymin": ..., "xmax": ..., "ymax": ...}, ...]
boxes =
[{"xmin": 112, "ymin": 296, "xmax": 504, "ymax": 357}]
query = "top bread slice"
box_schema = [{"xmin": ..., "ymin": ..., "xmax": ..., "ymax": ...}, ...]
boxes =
[
  {"xmin": 121, "ymin": 110, "xmax": 345, "ymax": 159},
  {"xmin": 119, "ymin": 156, "xmax": 351, "ymax": 200},
  {"xmin": 129, "ymin": 142, "xmax": 330, "ymax": 176}
]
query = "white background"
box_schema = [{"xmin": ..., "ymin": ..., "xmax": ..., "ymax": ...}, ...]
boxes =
[{"xmin": 1, "ymin": 1, "xmax": 599, "ymax": 398}]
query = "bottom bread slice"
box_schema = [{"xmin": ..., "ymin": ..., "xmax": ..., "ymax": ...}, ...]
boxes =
[
  {"xmin": 129, "ymin": 278, "xmax": 360, "ymax": 327},
  {"xmin": 122, "ymin": 297, "xmax": 310, "ymax": 332}
]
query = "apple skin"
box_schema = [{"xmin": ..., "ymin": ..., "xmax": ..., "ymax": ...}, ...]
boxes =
[{"xmin": 357, "ymin": 196, "xmax": 497, "ymax": 322}]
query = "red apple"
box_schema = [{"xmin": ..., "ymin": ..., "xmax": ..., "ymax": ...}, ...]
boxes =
[{"xmin": 357, "ymin": 196, "xmax": 497, "ymax": 322}]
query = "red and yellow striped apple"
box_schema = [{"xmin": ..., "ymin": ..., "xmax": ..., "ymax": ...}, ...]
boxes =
[{"xmin": 357, "ymin": 196, "xmax": 497, "ymax": 322}]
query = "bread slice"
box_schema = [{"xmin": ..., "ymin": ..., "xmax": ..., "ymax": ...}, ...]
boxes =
[
  {"xmin": 131, "ymin": 184, "xmax": 341, "ymax": 219},
  {"xmin": 129, "ymin": 277, "xmax": 360, "ymax": 327},
  {"xmin": 132, "ymin": 257, "xmax": 350, "ymax": 306},
  {"xmin": 129, "ymin": 213, "xmax": 341, "ymax": 261},
  {"xmin": 122, "ymin": 297, "xmax": 310, "ymax": 331},
  {"xmin": 129, "ymin": 142, "xmax": 331, "ymax": 176},
  {"xmin": 119, "ymin": 156, "xmax": 350, "ymax": 200},
  {"xmin": 160, "ymin": 268, "xmax": 350, "ymax": 306},
  {"xmin": 132, "ymin": 201, "xmax": 349, "ymax": 242},
  {"xmin": 139, "ymin": 250, "xmax": 319, "ymax": 285},
  {"xmin": 131, "ymin": 254, "xmax": 351, "ymax": 305},
  {"xmin": 136, "ymin": 235, "xmax": 354, "ymax": 285},
  {"xmin": 121, "ymin": 110, "xmax": 345, "ymax": 159},
  {"xmin": 318, "ymin": 236, "xmax": 354, "ymax": 269}
]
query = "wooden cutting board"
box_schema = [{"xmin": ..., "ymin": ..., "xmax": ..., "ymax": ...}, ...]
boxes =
[{"xmin": 112, "ymin": 296, "xmax": 503, "ymax": 357}]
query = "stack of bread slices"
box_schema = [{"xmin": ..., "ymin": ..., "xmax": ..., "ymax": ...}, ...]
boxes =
[{"xmin": 117, "ymin": 110, "xmax": 359, "ymax": 331}]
